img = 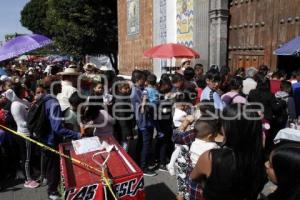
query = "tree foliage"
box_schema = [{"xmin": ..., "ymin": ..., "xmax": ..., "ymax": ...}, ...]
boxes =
[
  {"xmin": 20, "ymin": 0, "xmax": 118, "ymax": 72},
  {"xmin": 20, "ymin": 0, "xmax": 49, "ymax": 36}
]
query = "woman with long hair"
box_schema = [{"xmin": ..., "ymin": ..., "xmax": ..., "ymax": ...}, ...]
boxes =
[
  {"xmin": 81, "ymin": 98, "xmax": 114, "ymax": 137},
  {"xmin": 191, "ymin": 104, "xmax": 266, "ymax": 200},
  {"xmin": 265, "ymin": 144, "xmax": 300, "ymax": 200},
  {"xmin": 10, "ymin": 83, "xmax": 39, "ymax": 188},
  {"xmin": 248, "ymin": 72, "xmax": 287, "ymax": 154}
]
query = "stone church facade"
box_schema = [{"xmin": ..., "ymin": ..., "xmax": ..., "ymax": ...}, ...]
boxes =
[
  {"xmin": 118, "ymin": 0, "xmax": 300, "ymax": 76},
  {"xmin": 118, "ymin": 0, "xmax": 229, "ymax": 76}
]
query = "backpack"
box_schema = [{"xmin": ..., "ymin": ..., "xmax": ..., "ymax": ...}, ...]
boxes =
[
  {"xmin": 27, "ymin": 96, "xmax": 51, "ymax": 140},
  {"xmin": 222, "ymin": 93, "xmax": 240, "ymax": 106},
  {"xmin": 273, "ymin": 97, "xmax": 288, "ymax": 126}
]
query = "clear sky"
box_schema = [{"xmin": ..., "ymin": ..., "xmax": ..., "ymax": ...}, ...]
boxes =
[{"xmin": 0, "ymin": 0, "xmax": 31, "ymax": 43}]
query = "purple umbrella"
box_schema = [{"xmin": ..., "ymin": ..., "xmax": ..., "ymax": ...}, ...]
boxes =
[{"xmin": 0, "ymin": 34, "xmax": 52, "ymax": 62}]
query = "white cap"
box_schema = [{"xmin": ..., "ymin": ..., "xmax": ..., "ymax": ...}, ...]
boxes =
[{"xmin": 0, "ymin": 75, "xmax": 9, "ymax": 81}]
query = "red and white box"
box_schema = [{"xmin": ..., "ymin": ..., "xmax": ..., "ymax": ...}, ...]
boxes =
[{"xmin": 59, "ymin": 135, "xmax": 145, "ymax": 200}]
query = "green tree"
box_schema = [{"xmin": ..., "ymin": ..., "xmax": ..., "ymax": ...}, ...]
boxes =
[
  {"xmin": 21, "ymin": 0, "xmax": 118, "ymax": 73},
  {"xmin": 20, "ymin": 0, "xmax": 50, "ymax": 36}
]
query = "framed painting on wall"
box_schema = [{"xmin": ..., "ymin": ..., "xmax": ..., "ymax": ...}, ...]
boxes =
[
  {"xmin": 127, "ymin": 0, "xmax": 140, "ymax": 36},
  {"xmin": 176, "ymin": 0, "xmax": 194, "ymax": 47}
]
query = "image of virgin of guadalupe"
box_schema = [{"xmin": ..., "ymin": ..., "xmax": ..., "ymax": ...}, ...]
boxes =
[{"xmin": 178, "ymin": 0, "xmax": 190, "ymax": 34}]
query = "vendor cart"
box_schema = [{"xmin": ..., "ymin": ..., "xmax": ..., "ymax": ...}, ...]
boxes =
[{"xmin": 59, "ymin": 135, "xmax": 145, "ymax": 200}]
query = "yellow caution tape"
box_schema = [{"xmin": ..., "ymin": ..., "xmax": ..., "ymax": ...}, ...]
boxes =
[{"xmin": 0, "ymin": 125, "xmax": 118, "ymax": 200}]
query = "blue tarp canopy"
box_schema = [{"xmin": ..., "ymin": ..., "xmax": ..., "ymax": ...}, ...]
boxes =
[{"xmin": 274, "ymin": 36, "xmax": 300, "ymax": 56}]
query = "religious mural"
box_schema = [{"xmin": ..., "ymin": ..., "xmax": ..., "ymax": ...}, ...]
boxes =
[
  {"xmin": 176, "ymin": 0, "xmax": 194, "ymax": 47},
  {"xmin": 127, "ymin": 0, "xmax": 140, "ymax": 36}
]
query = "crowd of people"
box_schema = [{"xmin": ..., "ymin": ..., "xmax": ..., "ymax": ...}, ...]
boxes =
[{"xmin": 0, "ymin": 59, "xmax": 299, "ymax": 200}]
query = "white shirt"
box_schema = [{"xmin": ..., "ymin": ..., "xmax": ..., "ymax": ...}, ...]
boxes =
[
  {"xmin": 200, "ymin": 86, "xmax": 225, "ymax": 110},
  {"xmin": 11, "ymin": 100, "xmax": 30, "ymax": 135},
  {"xmin": 243, "ymin": 78, "xmax": 257, "ymax": 95},
  {"xmin": 57, "ymin": 80, "xmax": 77, "ymax": 111},
  {"xmin": 190, "ymin": 139, "xmax": 218, "ymax": 167},
  {"xmin": 173, "ymin": 108, "xmax": 187, "ymax": 128}
]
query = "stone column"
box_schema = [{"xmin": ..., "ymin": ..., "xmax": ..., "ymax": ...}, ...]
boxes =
[
  {"xmin": 193, "ymin": 0, "xmax": 210, "ymax": 71},
  {"xmin": 152, "ymin": 0, "xmax": 169, "ymax": 77},
  {"xmin": 209, "ymin": 0, "xmax": 229, "ymax": 69}
]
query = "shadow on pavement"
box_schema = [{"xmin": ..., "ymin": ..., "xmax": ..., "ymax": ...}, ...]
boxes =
[
  {"xmin": 0, "ymin": 178, "xmax": 23, "ymax": 192},
  {"xmin": 145, "ymin": 183, "xmax": 176, "ymax": 200}
]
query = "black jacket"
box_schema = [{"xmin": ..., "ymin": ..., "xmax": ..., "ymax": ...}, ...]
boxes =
[{"xmin": 114, "ymin": 96, "xmax": 135, "ymax": 142}]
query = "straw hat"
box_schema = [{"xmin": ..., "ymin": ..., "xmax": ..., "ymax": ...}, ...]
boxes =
[
  {"xmin": 83, "ymin": 63, "xmax": 96, "ymax": 72},
  {"xmin": 58, "ymin": 67, "xmax": 79, "ymax": 76},
  {"xmin": 181, "ymin": 58, "xmax": 191, "ymax": 65},
  {"xmin": 15, "ymin": 66, "xmax": 27, "ymax": 72}
]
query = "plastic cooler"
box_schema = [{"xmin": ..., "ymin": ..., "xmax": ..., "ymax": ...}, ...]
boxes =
[{"xmin": 59, "ymin": 135, "xmax": 145, "ymax": 200}]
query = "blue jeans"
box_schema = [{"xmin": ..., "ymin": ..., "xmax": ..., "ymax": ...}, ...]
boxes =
[{"xmin": 136, "ymin": 127, "xmax": 154, "ymax": 169}]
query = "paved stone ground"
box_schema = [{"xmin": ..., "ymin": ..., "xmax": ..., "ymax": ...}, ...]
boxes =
[
  {"xmin": 0, "ymin": 137, "xmax": 276, "ymax": 200},
  {"xmin": 0, "ymin": 172, "xmax": 275, "ymax": 200},
  {"xmin": 0, "ymin": 172, "xmax": 176, "ymax": 200}
]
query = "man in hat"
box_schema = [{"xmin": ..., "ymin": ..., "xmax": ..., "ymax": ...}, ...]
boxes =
[
  {"xmin": 177, "ymin": 59, "xmax": 191, "ymax": 75},
  {"xmin": 56, "ymin": 66, "xmax": 80, "ymax": 112},
  {"xmin": 83, "ymin": 63, "xmax": 96, "ymax": 77}
]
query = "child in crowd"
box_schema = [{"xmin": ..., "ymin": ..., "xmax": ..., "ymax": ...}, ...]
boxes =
[
  {"xmin": 201, "ymin": 69, "xmax": 225, "ymax": 110},
  {"xmin": 92, "ymin": 80, "xmax": 104, "ymax": 97},
  {"xmin": 34, "ymin": 85, "xmax": 46, "ymax": 101},
  {"xmin": 143, "ymin": 74, "xmax": 159, "ymax": 105},
  {"xmin": 189, "ymin": 117, "xmax": 219, "ymax": 167},
  {"xmin": 131, "ymin": 70, "xmax": 157, "ymax": 176},
  {"xmin": 114, "ymin": 78, "xmax": 134, "ymax": 151},
  {"xmin": 183, "ymin": 67, "xmax": 197, "ymax": 89},
  {"xmin": 167, "ymin": 93, "xmax": 193, "ymax": 176},
  {"xmin": 172, "ymin": 73, "xmax": 185, "ymax": 93},
  {"xmin": 142, "ymin": 74, "xmax": 159, "ymax": 141},
  {"xmin": 194, "ymin": 63, "xmax": 204, "ymax": 82}
]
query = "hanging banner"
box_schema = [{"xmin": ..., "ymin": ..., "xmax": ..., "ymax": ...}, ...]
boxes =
[{"xmin": 176, "ymin": 0, "xmax": 194, "ymax": 47}]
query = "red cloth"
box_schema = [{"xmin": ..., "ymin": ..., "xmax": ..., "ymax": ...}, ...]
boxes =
[
  {"xmin": 195, "ymin": 88, "xmax": 203, "ymax": 104},
  {"xmin": 270, "ymin": 80, "xmax": 281, "ymax": 94},
  {"xmin": 0, "ymin": 109, "xmax": 7, "ymax": 126}
]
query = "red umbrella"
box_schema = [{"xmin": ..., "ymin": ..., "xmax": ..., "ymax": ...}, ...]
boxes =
[{"xmin": 144, "ymin": 43, "xmax": 200, "ymax": 59}]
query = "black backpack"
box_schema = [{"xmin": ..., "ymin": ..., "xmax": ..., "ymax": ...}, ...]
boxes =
[
  {"xmin": 222, "ymin": 93, "xmax": 240, "ymax": 106},
  {"xmin": 273, "ymin": 97, "xmax": 288, "ymax": 126},
  {"xmin": 27, "ymin": 96, "xmax": 51, "ymax": 140}
]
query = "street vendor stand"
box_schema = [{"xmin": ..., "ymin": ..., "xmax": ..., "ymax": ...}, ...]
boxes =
[
  {"xmin": 143, "ymin": 43, "xmax": 200, "ymax": 74},
  {"xmin": 59, "ymin": 135, "xmax": 145, "ymax": 200}
]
